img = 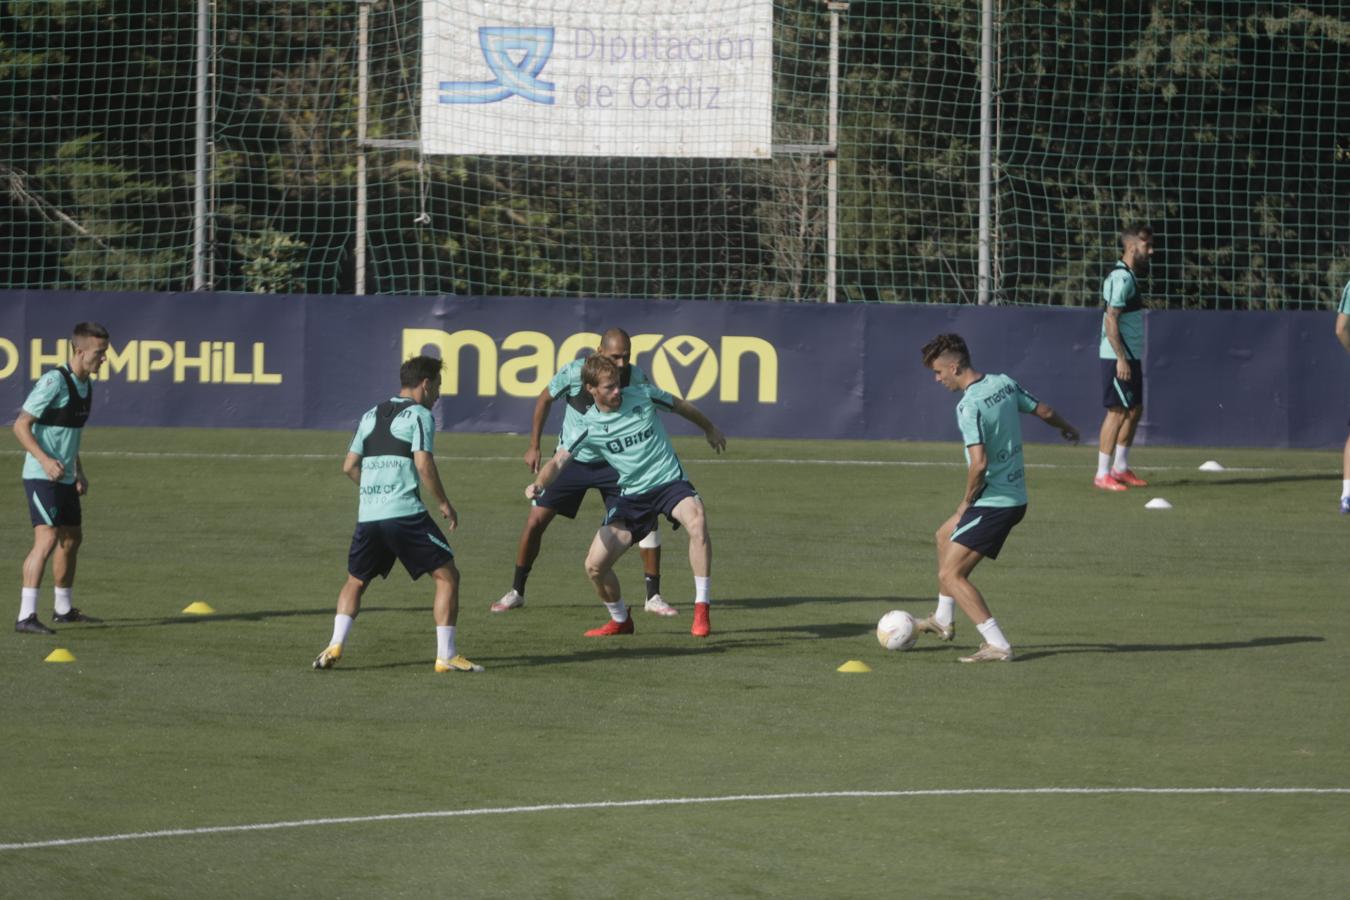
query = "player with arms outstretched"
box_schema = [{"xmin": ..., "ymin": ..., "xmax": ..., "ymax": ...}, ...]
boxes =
[
  {"xmin": 492, "ymin": 328, "xmax": 674, "ymax": 617},
  {"xmin": 526, "ymin": 354, "xmax": 726, "ymax": 638}
]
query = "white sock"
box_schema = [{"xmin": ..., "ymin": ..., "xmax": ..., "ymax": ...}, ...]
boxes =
[
  {"xmin": 1342, "ymin": 479, "xmax": 1350, "ymax": 500},
  {"xmin": 329, "ymin": 613, "xmax": 354, "ymax": 647},
  {"xmin": 54, "ymin": 587, "xmax": 73, "ymax": 616},
  {"xmin": 1112, "ymin": 444, "xmax": 1130, "ymax": 472},
  {"xmin": 976, "ymin": 617, "xmax": 1010, "ymax": 650},
  {"xmin": 19, "ymin": 587, "xmax": 39, "ymax": 621},
  {"xmin": 694, "ymin": 576, "xmax": 711, "ymax": 605},
  {"xmin": 1096, "ymin": 451, "xmax": 1112, "ymax": 478},
  {"xmin": 436, "ymin": 625, "xmax": 456, "ymax": 660},
  {"xmin": 605, "ymin": 600, "xmax": 629, "ymax": 622},
  {"xmin": 934, "ymin": 594, "xmax": 955, "ymax": 627}
]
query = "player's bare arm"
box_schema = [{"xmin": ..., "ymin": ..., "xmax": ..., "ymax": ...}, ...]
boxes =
[
  {"xmin": 524, "ymin": 388, "xmax": 556, "ymax": 473},
  {"xmin": 1104, "ymin": 308, "xmax": 1131, "ymax": 380},
  {"xmin": 342, "ymin": 451, "xmax": 362, "ymax": 486},
  {"xmin": 1033, "ymin": 403, "xmax": 1080, "ymax": 444},
  {"xmin": 13, "ymin": 411, "xmax": 64, "ymax": 481},
  {"xmin": 1337, "ymin": 313, "xmax": 1350, "ymax": 353},
  {"xmin": 414, "ymin": 450, "xmax": 456, "ymax": 527},
  {"xmin": 526, "ymin": 446, "xmax": 573, "ymax": 500},
  {"xmin": 960, "ymin": 443, "xmax": 989, "ymax": 512},
  {"xmin": 75, "ymin": 454, "xmax": 88, "ymax": 495},
  {"xmin": 670, "ymin": 398, "xmax": 727, "ymax": 453}
]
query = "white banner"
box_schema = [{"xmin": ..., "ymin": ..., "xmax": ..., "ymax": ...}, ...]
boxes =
[{"xmin": 421, "ymin": 0, "xmax": 773, "ymax": 158}]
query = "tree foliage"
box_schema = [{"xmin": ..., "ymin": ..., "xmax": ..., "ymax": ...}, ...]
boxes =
[{"xmin": 1, "ymin": 1, "xmax": 1347, "ymax": 308}]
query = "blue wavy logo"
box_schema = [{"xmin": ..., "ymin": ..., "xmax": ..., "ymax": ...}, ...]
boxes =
[{"xmin": 438, "ymin": 27, "xmax": 556, "ymax": 105}]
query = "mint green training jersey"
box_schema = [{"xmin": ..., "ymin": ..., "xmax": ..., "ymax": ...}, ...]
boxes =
[
  {"xmin": 348, "ymin": 398, "xmax": 435, "ymax": 522},
  {"xmin": 567, "ymin": 382, "xmax": 683, "ymax": 496},
  {"xmin": 956, "ymin": 374, "xmax": 1040, "ymax": 508},
  {"xmin": 1339, "ymin": 279, "xmax": 1350, "ymax": 315},
  {"xmin": 547, "ymin": 358, "xmax": 646, "ymax": 464},
  {"xmin": 21, "ymin": 366, "xmax": 91, "ymax": 484},
  {"xmin": 1099, "ymin": 260, "xmax": 1145, "ymax": 360}
]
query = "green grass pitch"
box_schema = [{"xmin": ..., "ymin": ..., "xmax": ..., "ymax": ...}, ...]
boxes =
[{"xmin": 2, "ymin": 428, "xmax": 1347, "ymax": 898}]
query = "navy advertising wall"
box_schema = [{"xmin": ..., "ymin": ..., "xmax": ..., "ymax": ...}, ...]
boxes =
[{"xmin": 1, "ymin": 291, "xmax": 1345, "ymax": 448}]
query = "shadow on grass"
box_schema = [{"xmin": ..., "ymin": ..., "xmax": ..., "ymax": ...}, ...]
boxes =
[
  {"xmin": 721, "ymin": 622, "xmax": 877, "ymax": 640},
  {"xmin": 1015, "ymin": 634, "xmax": 1323, "ymax": 662},
  {"xmin": 1165, "ymin": 473, "xmax": 1331, "ymax": 488},
  {"xmin": 718, "ymin": 595, "xmax": 931, "ymax": 610},
  {"xmin": 349, "ymin": 638, "xmax": 776, "ymax": 671},
  {"xmin": 88, "ymin": 606, "xmax": 410, "ymax": 628}
]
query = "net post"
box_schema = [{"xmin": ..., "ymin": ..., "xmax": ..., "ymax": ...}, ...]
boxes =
[
  {"xmin": 826, "ymin": 1, "xmax": 849, "ymax": 304},
  {"xmin": 977, "ymin": 0, "xmax": 995, "ymax": 305},
  {"xmin": 193, "ymin": 0, "xmax": 211, "ymax": 291},
  {"xmin": 355, "ymin": 0, "xmax": 376, "ymax": 296}
]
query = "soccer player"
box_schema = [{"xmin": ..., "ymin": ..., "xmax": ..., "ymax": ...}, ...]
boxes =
[
  {"xmin": 914, "ymin": 333, "xmax": 1080, "ymax": 662},
  {"xmin": 1337, "ymin": 278, "xmax": 1350, "ymax": 514},
  {"xmin": 312, "ymin": 355, "xmax": 482, "ymax": 673},
  {"xmin": 13, "ymin": 322, "xmax": 110, "ymax": 635},
  {"xmin": 525, "ymin": 354, "xmax": 726, "ymax": 638},
  {"xmin": 1095, "ymin": 223, "xmax": 1154, "ymax": 491},
  {"xmin": 492, "ymin": 328, "xmax": 675, "ymax": 617}
]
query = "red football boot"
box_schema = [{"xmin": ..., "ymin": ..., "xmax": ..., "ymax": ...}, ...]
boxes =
[
  {"xmin": 691, "ymin": 603, "xmax": 711, "ymax": 638},
  {"xmin": 584, "ymin": 616, "xmax": 634, "ymax": 637},
  {"xmin": 1112, "ymin": 468, "xmax": 1148, "ymax": 487}
]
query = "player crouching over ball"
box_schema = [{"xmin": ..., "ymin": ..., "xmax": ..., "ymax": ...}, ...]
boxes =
[{"xmin": 526, "ymin": 354, "xmax": 726, "ymax": 639}]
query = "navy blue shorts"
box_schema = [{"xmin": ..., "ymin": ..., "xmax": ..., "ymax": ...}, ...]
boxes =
[
  {"xmin": 1101, "ymin": 358, "xmax": 1144, "ymax": 409},
  {"xmin": 603, "ymin": 480, "xmax": 699, "ymax": 543},
  {"xmin": 949, "ymin": 503, "xmax": 1026, "ymax": 560},
  {"xmin": 534, "ymin": 459, "xmax": 621, "ymax": 519},
  {"xmin": 347, "ymin": 513, "xmax": 454, "ymax": 582},
  {"xmin": 25, "ymin": 479, "xmax": 82, "ymax": 528}
]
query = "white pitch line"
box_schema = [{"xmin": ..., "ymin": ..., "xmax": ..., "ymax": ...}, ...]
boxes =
[
  {"xmin": 1, "ymin": 787, "xmax": 1345, "ymax": 851},
  {"xmin": 0, "ymin": 449, "xmax": 1281, "ymax": 472}
]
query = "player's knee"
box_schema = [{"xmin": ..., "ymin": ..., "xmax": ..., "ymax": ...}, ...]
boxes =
[
  {"xmin": 584, "ymin": 556, "xmax": 610, "ymax": 581},
  {"xmin": 526, "ymin": 507, "xmax": 555, "ymax": 533},
  {"xmin": 683, "ymin": 513, "xmax": 707, "ymax": 540},
  {"xmin": 937, "ymin": 560, "xmax": 965, "ymax": 587}
]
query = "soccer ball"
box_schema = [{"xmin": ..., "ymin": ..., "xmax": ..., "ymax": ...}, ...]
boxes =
[{"xmin": 876, "ymin": 610, "xmax": 918, "ymax": 651}]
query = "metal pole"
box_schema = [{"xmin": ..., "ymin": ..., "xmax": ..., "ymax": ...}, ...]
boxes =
[
  {"xmin": 977, "ymin": 0, "xmax": 994, "ymax": 305},
  {"xmin": 826, "ymin": 2, "xmax": 847, "ymax": 304},
  {"xmin": 355, "ymin": 0, "xmax": 373, "ymax": 295},
  {"xmin": 193, "ymin": 0, "xmax": 209, "ymax": 291}
]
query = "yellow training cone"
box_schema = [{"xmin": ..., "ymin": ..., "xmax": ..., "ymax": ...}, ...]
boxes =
[
  {"xmin": 182, "ymin": 602, "xmax": 216, "ymax": 615},
  {"xmin": 837, "ymin": 660, "xmax": 872, "ymax": 673},
  {"xmin": 45, "ymin": 648, "xmax": 76, "ymax": 663}
]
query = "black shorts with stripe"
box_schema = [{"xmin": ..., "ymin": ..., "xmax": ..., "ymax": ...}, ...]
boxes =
[
  {"xmin": 603, "ymin": 480, "xmax": 699, "ymax": 543},
  {"xmin": 533, "ymin": 458, "xmax": 622, "ymax": 519},
  {"xmin": 1101, "ymin": 358, "xmax": 1144, "ymax": 409},
  {"xmin": 949, "ymin": 503, "xmax": 1027, "ymax": 560},
  {"xmin": 24, "ymin": 479, "xmax": 82, "ymax": 528},
  {"xmin": 347, "ymin": 512, "xmax": 454, "ymax": 582}
]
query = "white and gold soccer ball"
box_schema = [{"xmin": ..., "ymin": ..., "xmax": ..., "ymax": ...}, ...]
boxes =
[{"xmin": 876, "ymin": 610, "xmax": 918, "ymax": 651}]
